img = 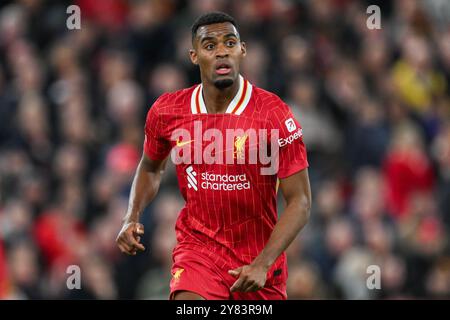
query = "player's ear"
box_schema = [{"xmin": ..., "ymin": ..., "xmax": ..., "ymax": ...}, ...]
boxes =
[
  {"xmin": 189, "ymin": 49, "xmax": 198, "ymax": 65},
  {"xmin": 240, "ymin": 41, "xmax": 247, "ymax": 57}
]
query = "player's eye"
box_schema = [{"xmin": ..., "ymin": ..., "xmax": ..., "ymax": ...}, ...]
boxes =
[
  {"xmin": 205, "ymin": 43, "xmax": 215, "ymax": 50},
  {"xmin": 226, "ymin": 40, "xmax": 236, "ymax": 47}
]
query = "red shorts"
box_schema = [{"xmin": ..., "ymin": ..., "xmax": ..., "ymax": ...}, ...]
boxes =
[{"xmin": 169, "ymin": 249, "xmax": 287, "ymax": 300}]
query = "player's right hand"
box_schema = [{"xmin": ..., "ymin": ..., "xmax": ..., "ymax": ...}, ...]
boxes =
[{"xmin": 116, "ymin": 222, "xmax": 145, "ymax": 256}]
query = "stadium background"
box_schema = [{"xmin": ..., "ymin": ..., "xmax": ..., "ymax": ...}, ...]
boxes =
[{"xmin": 0, "ymin": 0, "xmax": 449, "ymax": 299}]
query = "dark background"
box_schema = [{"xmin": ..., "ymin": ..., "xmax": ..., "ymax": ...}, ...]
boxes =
[{"xmin": 0, "ymin": 0, "xmax": 449, "ymax": 299}]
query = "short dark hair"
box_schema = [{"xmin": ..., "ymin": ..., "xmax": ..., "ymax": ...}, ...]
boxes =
[{"xmin": 191, "ymin": 12, "xmax": 238, "ymax": 42}]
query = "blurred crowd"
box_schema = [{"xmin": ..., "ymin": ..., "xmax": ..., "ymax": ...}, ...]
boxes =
[{"xmin": 0, "ymin": 0, "xmax": 450, "ymax": 299}]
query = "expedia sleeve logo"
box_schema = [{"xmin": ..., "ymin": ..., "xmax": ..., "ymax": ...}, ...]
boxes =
[
  {"xmin": 284, "ymin": 118, "xmax": 297, "ymax": 133},
  {"xmin": 278, "ymin": 128, "xmax": 303, "ymax": 147}
]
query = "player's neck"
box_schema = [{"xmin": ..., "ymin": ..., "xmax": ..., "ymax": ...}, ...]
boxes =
[{"xmin": 201, "ymin": 79, "xmax": 240, "ymax": 114}]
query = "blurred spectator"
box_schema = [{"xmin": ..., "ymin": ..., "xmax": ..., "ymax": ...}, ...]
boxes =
[
  {"xmin": 241, "ymin": 39, "xmax": 270, "ymax": 88},
  {"xmin": 334, "ymin": 248, "xmax": 373, "ymax": 299},
  {"xmin": 288, "ymin": 77, "xmax": 342, "ymax": 157},
  {"xmin": 425, "ymin": 257, "xmax": 450, "ymax": 299},
  {"xmin": 0, "ymin": 240, "xmax": 9, "ymax": 298},
  {"xmin": 347, "ymin": 99, "xmax": 389, "ymax": 171},
  {"xmin": 147, "ymin": 63, "xmax": 187, "ymax": 99},
  {"xmin": 432, "ymin": 120, "xmax": 450, "ymax": 231},
  {"xmin": 33, "ymin": 201, "xmax": 86, "ymax": 269},
  {"xmin": 383, "ymin": 124, "xmax": 435, "ymax": 218},
  {"xmin": 392, "ymin": 33, "xmax": 447, "ymax": 114},
  {"xmin": 324, "ymin": 59, "xmax": 368, "ymax": 125},
  {"xmin": 314, "ymin": 179, "xmax": 345, "ymax": 224},
  {"xmin": 287, "ymin": 261, "xmax": 325, "ymax": 299},
  {"xmin": 379, "ymin": 254, "xmax": 408, "ymax": 299},
  {"xmin": 399, "ymin": 192, "xmax": 446, "ymax": 296},
  {"xmin": 399, "ymin": 193, "xmax": 446, "ymax": 257},
  {"xmin": 6, "ymin": 240, "xmax": 42, "ymax": 299},
  {"xmin": 0, "ymin": 199, "xmax": 33, "ymax": 240},
  {"xmin": 436, "ymin": 29, "xmax": 450, "ymax": 77},
  {"xmin": 352, "ymin": 168, "xmax": 384, "ymax": 217},
  {"xmin": 76, "ymin": 0, "xmax": 128, "ymax": 32},
  {"xmin": 66, "ymin": 254, "xmax": 118, "ymax": 300},
  {"xmin": 311, "ymin": 217, "xmax": 356, "ymax": 288},
  {"xmin": 16, "ymin": 93, "xmax": 52, "ymax": 167},
  {"xmin": 105, "ymin": 143, "xmax": 141, "ymax": 190}
]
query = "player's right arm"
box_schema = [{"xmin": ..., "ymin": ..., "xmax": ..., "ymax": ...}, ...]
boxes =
[
  {"xmin": 116, "ymin": 94, "xmax": 171, "ymax": 256},
  {"xmin": 116, "ymin": 154, "xmax": 167, "ymax": 255}
]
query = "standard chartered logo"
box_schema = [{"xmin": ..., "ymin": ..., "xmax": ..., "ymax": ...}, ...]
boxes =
[
  {"xmin": 185, "ymin": 166, "xmax": 251, "ymax": 191},
  {"xmin": 201, "ymin": 172, "xmax": 250, "ymax": 191},
  {"xmin": 186, "ymin": 165, "xmax": 198, "ymax": 191}
]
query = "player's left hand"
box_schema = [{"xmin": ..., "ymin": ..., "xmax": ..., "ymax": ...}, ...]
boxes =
[{"xmin": 228, "ymin": 263, "xmax": 268, "ymax": 293}]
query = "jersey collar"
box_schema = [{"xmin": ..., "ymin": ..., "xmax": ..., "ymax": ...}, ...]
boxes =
[{"xmin": 190, "ymin": 75, "xmax": 253, "ymax": 115}]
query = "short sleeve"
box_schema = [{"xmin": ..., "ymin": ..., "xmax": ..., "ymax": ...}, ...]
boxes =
[
  {"xmin": 143, "ymin": 96, "xmax": 171, "ymax": 160},
  {"xmin": 272, "ymin": 103, "xmax": 309, "ymax": 179}
]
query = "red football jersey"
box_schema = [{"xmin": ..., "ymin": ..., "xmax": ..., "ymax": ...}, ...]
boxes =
[{"xmin": 144, "ymin": 76, "xmax": 308, "ymax": 285}]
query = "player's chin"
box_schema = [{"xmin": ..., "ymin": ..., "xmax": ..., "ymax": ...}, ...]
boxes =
[{"xmin": 213, "ymin": 76, "xmax": 234, "ymax": 89}]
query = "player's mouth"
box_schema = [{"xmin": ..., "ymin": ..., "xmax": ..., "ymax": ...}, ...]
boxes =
[{"xmin": 215, "ymin": 63, "xmax": 232, "ymax": 75}]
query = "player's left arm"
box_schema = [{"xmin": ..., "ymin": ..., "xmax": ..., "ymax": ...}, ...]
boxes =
[{"xmin": 229, "ymin": 168, "xmax": 311, "ymax": 293}]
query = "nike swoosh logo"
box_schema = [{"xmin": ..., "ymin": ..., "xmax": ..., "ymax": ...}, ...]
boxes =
[{"xmin": 176, "ymin": 139, "xmax": 194, "ymax": 147}]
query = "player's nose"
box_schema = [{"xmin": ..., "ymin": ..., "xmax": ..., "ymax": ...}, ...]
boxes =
[{"xmin": 215, "ymin": 43, "xmax": 229, "ymax": 59}]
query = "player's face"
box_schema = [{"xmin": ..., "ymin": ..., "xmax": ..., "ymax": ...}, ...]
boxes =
[{"xmin": 190, "ymin": 22, "xmax": 246, "ymax": 89}]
